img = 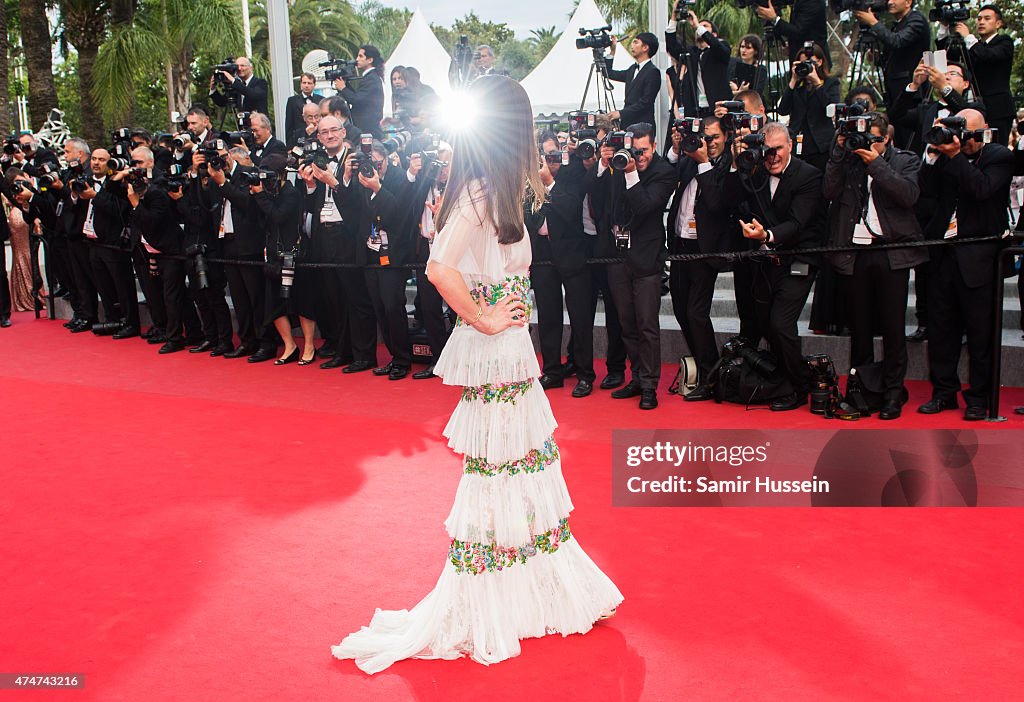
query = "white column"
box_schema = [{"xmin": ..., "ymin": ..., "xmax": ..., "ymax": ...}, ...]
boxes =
[
  {"xmin": 266, "ymin": 0, "xmax": 294, "ymax": 140},
  {"xmin": 649, "ymin": 0, "xmax": 669, "ymax": 146}
]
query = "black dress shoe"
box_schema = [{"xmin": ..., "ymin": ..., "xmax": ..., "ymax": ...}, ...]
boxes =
[
  {"xmin": 223, "ymin": 345, "xmax": 256, "ymax": 359},
  {"xmin": 274, "ymin": 348, "xmax": 300, "ymax": 366},
  {"xmin": 611, "ymin": 380, "xmax": 642, "ymax": 399},
  {"xmin": 190, "ymin": 340, "xmax": 215, "ymax": 354},
  {"xmin": 63, "ymin": 317, "xmax": 80, "ymax": 329},
  {"xmin": 878, "ymin": 401, "xmax": 902, "ymax": 420},
  {"xmin": 388, "ymin": 366, "xmax": 409, "ymax": 380},
  {"xmin": 0, "ymin": 316, "xmax": 11, "ymax": 328},
  {"xmin": 248, "ymin": 348, "xmax": 276, "ymax": 363},
  {"xmin": 373, "ymin": 362, "xmax": 394, "ymax": 376},
  {"xmin": 639, "ymin": 389, "xmax": 658, "ymax": 410},
  {"xmin": 147, "ymin": 333, "xmax": 168, "ymax": 345},
  {"xmin": 112, "ymin": 325, "xmax": 140, "ymax": 340},
  {"xmin": 210, "ymin": 343, "xmax": 233, "ymax": 357},
  {"xmin": 320, "ymin": 356, "xmax": 346, "ymax": 370},
  {"xmin": 412, "ymin": 365, "xmax": 436, "ymax": 380},
  {"xmin": 572, "ymin": 379, "xmax": 593, "ymax": 398},
  {"xmin": 343, "ymin": 360, "xmax": 375, "ymax": 374},
  {"xmin": 539, "ymin": 374, "xmax": 564, "ymax": 390},
  {"xmin": 918, "ymin": 397, "xmax": 958, "ymax": 414},
  {"xmin": 906, "ymin": 326, "xmax": 928, "ymax": 342},
  {"xmin": 600, "ymin": 373, "xmax": 625, "ymax": 390},
  {"xmin": 70, "ymin": 320, "xmax": 94, "ymax": 333},
  {"xmin": 963, "ymin": 405, "xmax": 987, "ymax": 421},
  {"xmin": 158, "ymin": 340, "xmax": 186, "ymax": 354},
  {"xmin": 684, "ymin": 384, "xmax": 715, "ymax": 402},
  {"xmin": 141, "ymin": 327, "xmax": 159, "ymax": 340},
  {"xmin": 319, "ymin": 343, "xmax": 337, "ymax": 358},
  {"xmin": 770, "ymin": 392, "xmax": 807, "ymax": 412},
  {"xmin": 562, "ymin": 361, "xmax": 577, "ymax": 378}
]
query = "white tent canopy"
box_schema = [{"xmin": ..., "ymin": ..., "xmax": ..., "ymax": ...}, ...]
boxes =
[
  {"xmin": 520, "ymin": 0, "xmax": 635, "ymax": 117},
  {"xmin": 383, "ymin": 8, "xmax": 453, "ymax": 117}
]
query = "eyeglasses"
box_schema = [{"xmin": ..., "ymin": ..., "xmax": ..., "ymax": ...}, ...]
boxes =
[
  {"xmin": 130, "ymin": 159, "xmax": 144, "ymax": 165},
  {"xmin": 318, "ymin": 127, "xmax": 343, "ymax": 136},
  {"xmin": 945, "ymin": 71, "xmax": 964, "ymax": 78}
]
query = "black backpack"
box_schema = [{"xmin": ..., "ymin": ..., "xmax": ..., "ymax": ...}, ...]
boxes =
[{"xmin": 712, "ymin": 349, "xmax": 794, "ymax": 406}]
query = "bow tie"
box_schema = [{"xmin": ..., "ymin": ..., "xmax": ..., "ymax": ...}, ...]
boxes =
[{"xmin": 633, "ymin": 63, "xmax": 640, "ymax": 71}]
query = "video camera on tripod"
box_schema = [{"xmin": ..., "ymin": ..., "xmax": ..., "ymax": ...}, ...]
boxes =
[
  {"xmin": 576, "ymin": 25, "xmax": 613, "ymax": 51},
  {"xmin": 929, "ymin": 0, "xmax": 971, "ymax": 24},
  {"xmin": 212, "ymin": 57, "xmax": 239, "ymax": 88},
  {"xmin": 319, "ymin": 55, "xmax": 358, "ymax": 83}
]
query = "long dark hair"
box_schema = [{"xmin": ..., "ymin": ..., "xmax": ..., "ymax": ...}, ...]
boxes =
[{"xmin": 436, "ymin": 75, "xmax": 545, "ymax": 245}]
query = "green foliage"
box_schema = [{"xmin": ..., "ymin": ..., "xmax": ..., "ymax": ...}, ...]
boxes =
[
  {"xmin": 53, "ymin": 59, "xmax": 82, "ymax": 136},
  {"xmin": 430, "ymin": 12, "xmax": 515, "ymax": 54},
  {"xmin": 357, "ymin": 1, "xmax": 413, "ymax": 58},
  {"xmin": 251, "ymin": 0, "xmax": 367, "ymax": 69}
]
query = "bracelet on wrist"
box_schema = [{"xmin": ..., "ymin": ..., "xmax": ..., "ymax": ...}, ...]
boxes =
[{"xmin": 468, "ymin": 304, "xmax": 484, "ymax": 326}]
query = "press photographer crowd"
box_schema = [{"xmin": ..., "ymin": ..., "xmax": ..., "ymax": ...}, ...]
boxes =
[{"xmin": 2, "ymin": 1, "xmax": 1024, "ymax": 422}]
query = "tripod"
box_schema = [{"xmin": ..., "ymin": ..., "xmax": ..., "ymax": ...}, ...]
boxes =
[
  {"xmin": 761, "ymin": 21, "xmax": 789, "ymax": 121},
  {"xmin": 579, "ymin": 47, "xmax": 618, "ymax": 115},
  {"xmin": 845, "ymin": 26, "xmax": 885, "ymax": 99}
]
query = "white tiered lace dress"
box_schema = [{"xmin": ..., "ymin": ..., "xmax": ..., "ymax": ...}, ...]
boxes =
[{"xmin": 332, "ymin": 183, "xmax": 623, "ymax": 675}]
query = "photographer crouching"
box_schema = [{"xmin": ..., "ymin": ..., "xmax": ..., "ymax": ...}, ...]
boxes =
[
  {"xmin": 823, "ymin": 112, "xmax": 926, "ymax": 419},
  {"xmin": 917, "ymin": 108, "xmax": 1013, "ymax": 420},
  {"xmin": 725, "ymin": 121, "xmax": 827, "ymax": 410}
]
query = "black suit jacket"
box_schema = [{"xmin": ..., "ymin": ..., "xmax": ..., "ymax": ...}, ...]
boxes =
[
  {"xmin": 865, "ymin": 10, "xmax": 931, "ymax": 104},
  {"xmin": 341, "ymin": 69, "xmax": 385, "ymax": 139},
  {"xmin": 250, "ymin": 137, "xmax": 287, "ymax": 168},
  {"xmin": 253, "ymin": 180, "xmax": 303, "ymax": 258},
  {"xmin": 365, "ymin": 167, "xmax": 416, "ymax": 266},
  {"xmin": 131, "ymin": 183, "xmax": 181, "ymax": 254},
  {"xmin": 77, "ymin": 178, "xmax": 130, "ymax": 247},
  {"xmin": 890, "ymin": 86, "xmax": 969, "ymax": 154},
  {"xmin": 666, "ymin": 151, "xmax": 742, "ymax": 269},
  {"xmin": 919, "ymin": 144, "xmax": 1014, "ymax": 288},
  {"xmin": 285, "ymin": 93, "xmax": 324, "ymax": 147},
  {"xmin": 665, "ymin": 29, "xmax": 731, "ymax": 117},
  {"xmin": 773, "ymin": 0, "xmax": 828, "ymax": 64},
  {"xmin": 211, "ymin": 75, "xmax": 269, "ymax": 115},
  {"xmin": 605, "ymin": 60, "xmax": 661, "ymax": 128},
  {"xmin": 823, "ymin": 145, "xmax": 927, "ymax": 274},
  {"xmin": 303, "ymin": 158, "xmax": 370, "ymax": 265},
  {"xmin": 778, "ymin": 76, "xmax": 841, "ymax": 155},
  {"xmin": 215, "ymin": 164, "xmax": 264, "ymax": 258},
  {"xmin": 725, "ymin": 156, "xmax": 826, "ymax": 267},
  {"xmin": 525, "ymin": 157, "xmax": 589, "ymax": 275},
  {"xmin": 592, "ymin": 153, "xmax": 676, "ymax": 276},
  {"xmin": 938, "ymin": 33, "xmax": 1014, "ymax": 122}
]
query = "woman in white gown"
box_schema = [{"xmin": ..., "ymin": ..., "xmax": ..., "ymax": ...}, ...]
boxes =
[{"xmin": 332, "ymin": 75, "xmax": 623, "ymax": 675}]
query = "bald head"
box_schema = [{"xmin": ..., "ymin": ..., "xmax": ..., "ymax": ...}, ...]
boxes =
[{"xmin": 959, "ymin": 109, "xmax": 987, "ymax": 131}]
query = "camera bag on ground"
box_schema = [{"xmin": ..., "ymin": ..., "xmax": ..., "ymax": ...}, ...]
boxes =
[
  {"xmin": 668, "ymin": 355, "xmax": 699, "ymax": 396},
  {"xmin": 844, "ymin": 362, "xmax": 907, "ymax": 416},
  {"xmin": 707, "ymin": 338, "xmax": 793, "ymax": 406}
]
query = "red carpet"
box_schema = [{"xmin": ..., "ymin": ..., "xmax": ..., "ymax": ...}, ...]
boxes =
[{"xmin": 1, "ymin": 311, "xmax": 1023, "ymax": 701}]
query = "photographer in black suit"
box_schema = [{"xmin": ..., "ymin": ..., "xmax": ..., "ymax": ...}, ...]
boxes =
[
  {"xmin": 666, "ymin": 12, "xmax": 731, "ymax": 118},
  {"xmin": 778, "ymin": 42, "xmax": 840, "ymax": 172},
  {"xmin": 755, "ymin": 0, "xmax": 829, "ymax": 65},
  {"xmin": 594, "ymin": 122, "xmax": 676, "ymax": 410},
  {"xmin": 209, "ymin": 56, "xmax": 268, "ymax": 115},
  {"xmin": 917, "ymin": 108, "xmax": 1014, "ymax": 420},
  {"xmin": 285, "ymin": 73, "xmax": 324, "ymax": 148},
  {"xmin": 360, "ymin": 140, "xmax": 415, "ymax": 380},
  {"xmin": 606, "ymin": 32, "xmax": 662, "ymax": 128},
  {"xmin": 249, "ymin": 112, "xmax": 287, "ymax": 168},
  {"xmin": 208, "ymin": 142, "xmax": 272, "ymax": 361},
  {"xmin": 665, "ymin": 115, "xmax": 740, "ymax": 401},
  {"xmin": 300, "ymin": 116, "xmax": 378, "ymax": 374},
  {"xmin": 726, "ymin": 121, "xmax": 827, "ymax": 410},
  {"xmin": 55, "ymin": 138, "xmax": 99, "ymax": 332},
  {"xmin": 937, "ymin": 4, "xmax": 1014, "ymax": 146},
  {"xmin": 170, "ymin": 150, "xmax": 234, "ymax": 356},
  {"xmin": 823, "ymin": 112, "xmax": 927, "ymax": 419},
  {"xmin": 525, "ymin": 132, "xmax": 595, "ymax": 398},
  {"xmin": 336, "ymin": 45, "xmax": 386, "ymax": 140},
  {"xmin": 855, "ymin": 0, "xmax": 931, "ymax": 130},
  {"xmin": 76, "ymin": 148, "xmax": 140, "ymax": 338}
]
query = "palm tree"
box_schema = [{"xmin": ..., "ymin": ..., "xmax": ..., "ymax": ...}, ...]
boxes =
[
  {"xmin": 528, "ymin": 25, "xmax": 562, "ymax": 60},
  {"xmin": 18, "ymin": 0, "xmax": 60, "ymax": 132},
  {"xmin": 93, "ymin": 0, "xmax": 243, "ymax": 130},
  {"xmin": 60, "ymin": 0, "xmax": 112, "ymax": 148},
  {"xmin": 250, "ymin": 0, "xmax": 367, "ymax": 69}
]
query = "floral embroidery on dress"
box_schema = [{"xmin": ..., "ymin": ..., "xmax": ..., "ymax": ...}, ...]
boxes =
[
  {"xmin": 461, "ymin": 379, "xmax": 533, "ymax": 404},
  {"xmin": 448, "ymin": 518, "xmax": 572, "ymax": 575},
  {"xmin": 463, "ymin": 437, "xmax": 560, "ymax": 477},
  {"xmin": 455, "ymin": 275, "xmax": 532, "ymax": 327}
]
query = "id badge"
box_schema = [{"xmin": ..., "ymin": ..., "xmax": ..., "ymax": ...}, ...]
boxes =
[
  {"xmin": 613, "ymin": 224, "xmax": 631, "ymax": 250},
  {"xmin": 852, "ymin": 222, "xmax": 872, "ymax": 245},
  {"xmin": 688, "ymin": 218, "xmax": 697, "ymax": 235},
  {"xmin": 945, "ymin": 217, "xmax": 957, "ymax": 240}
]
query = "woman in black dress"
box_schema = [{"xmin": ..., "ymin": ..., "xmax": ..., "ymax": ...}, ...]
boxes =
[{"xmin": 728, "ymin": 34, "xmax": 769, "ymax": 108}]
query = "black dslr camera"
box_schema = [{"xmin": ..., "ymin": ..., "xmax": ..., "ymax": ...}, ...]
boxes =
[
  {"xmin": 576, "ymin": 25, "xmax": 613, "ymax": 51},
  {"xmin": 293, "ymin": 138, "xmax": 329, "ymax": 170},
  {"xmin": 606, "ymin": 131, "xmax": 640, "ymax": 169},
  {"xmin": 66, "ymin": 160, "xmax": 89, "ymax": 194},
  {"xmin": 240, "ymin": 168, "xmax": 279, "ymax": 194},
  {"xmin": 2, "ymin": 135, "xmax": 19, "ymax": 156},
  {"xmin": 278, "ymin": 249, "xmax": 298, "ymax": 299},
  {"xmin": 828, "ymin": 101, "xmax": 882, "ymax": 151},
  {"xmin": 722, "ymin": 336, "xmax": 777, "ymax": 377},
  {"xmin": 735, "ymin": 132, "xmax": 776, "ymax": 172},
  {"xmin": 124, "ymin": 167, "xmax": 152, "ymax": 194},
  {"xmin": 199, "ymin": 139, "xmax": 228, "ymax": 171},
  {"xmin": 719, "ymin": 101, "xmax": 763, "ymax": 133},
  {"xmin": 568, "ymin": 111, "xmax": 601, "ymax": 160},
  {"xmin": 673, "ymin": 117, "xmax": 707, "ymax": 153},
  {"xmin": 354, "ymin": 133, "xmax": 377, "ymax": 179},
  {"xmin": 806, "ymin": 354, "xmax": 860, "ymax": 420},
  {"xmin": 794, "ymin": 60, "xmax": 816, "ymax": 79},
  {"xmin": 36, "ymin": 162, "xmax": 61, "ymax": 190},
  {"xmin": 924, "ymin": 116, "xmax": 967, "ymax": 146},
  {"xmin": 382, "ymin": 128, "xmax": 411, "ymax": 155},
  {"xmin": 166, "ymin": 164, "xmax": 189, "ymax": 194},
  {"xmin": 673, "ymin": 0, "xmax": 698, "ymax": 20},
  {"xmin": 929, "ymin": 0, "xmax": 971, "ymax": 24},
  {"xmin": 319, "ymin": 55, "xmax": 358, "ymax": 82},
  {"xmin": 185, "ymin": 243, "xmax": 210, "ymax": 289}
]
